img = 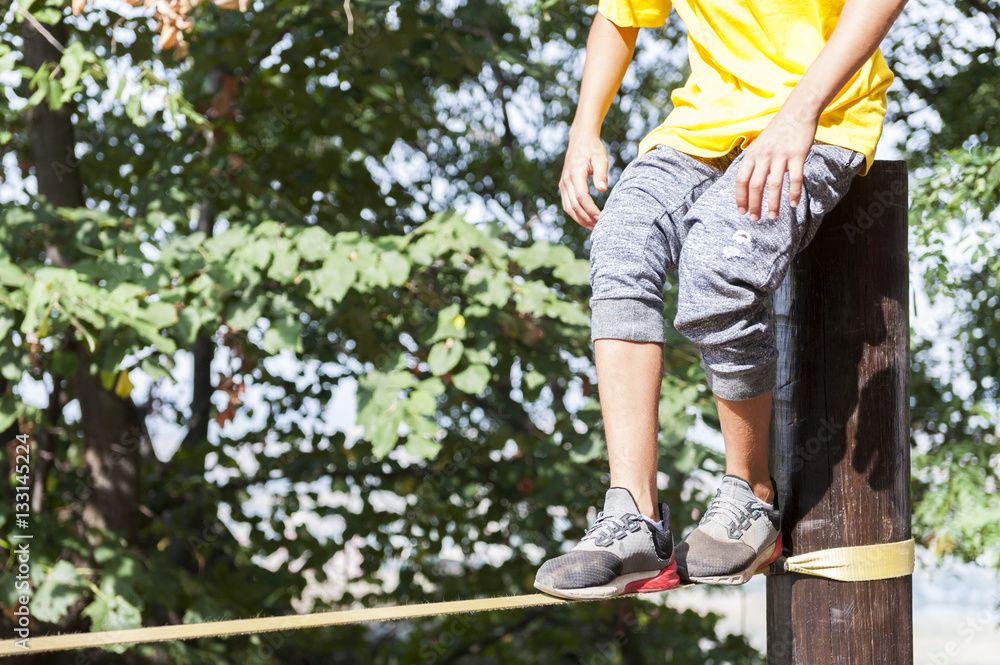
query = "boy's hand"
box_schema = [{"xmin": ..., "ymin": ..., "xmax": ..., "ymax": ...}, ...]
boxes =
[
  {"xmin": 735, "ymin": 105, "xmax": 819, "ymax": 222},
  {"xmin": 734, "ymin": 0, "xmax": 909, "ymax": 222},
  {"xmin": 560, "ymin": 131, "xmax": 609, "ymax": 230}
]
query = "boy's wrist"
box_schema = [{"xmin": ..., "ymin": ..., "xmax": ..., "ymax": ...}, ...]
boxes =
[
  {"xmin": 569, "ymin": 119, "xmax": 603, "ymax": 139},
  {"xmin": 783, "ymin": 77, "xmax": 832, "ymax": 125},
  {"xmin": 779, "ymin": 92, "xmax": 824, "ymax": 126}
]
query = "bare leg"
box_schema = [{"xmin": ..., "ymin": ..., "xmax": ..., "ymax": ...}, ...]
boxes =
[
  {"xmin": 595, "ymin": 339, "xmax": 663, "ymax": 521},
  {"xmin": 715, "ymin": 390, "xmax": 775, "ymax": 504}
]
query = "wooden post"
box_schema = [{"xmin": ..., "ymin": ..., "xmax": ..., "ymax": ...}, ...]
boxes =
[{"xmin": 765, "ymin": 161, "xmax": 912, "ymax": 665}]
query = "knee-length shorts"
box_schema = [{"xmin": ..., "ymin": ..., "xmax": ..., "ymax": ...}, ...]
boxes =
[{"xmin": 589, "ymin": 142, "xmax": 865, "ymax": 401}]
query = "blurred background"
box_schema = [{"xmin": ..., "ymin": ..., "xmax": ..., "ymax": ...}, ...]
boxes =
[{"xmin": 0, "ymin": 0, "xmax": 997, "ymax": 663}]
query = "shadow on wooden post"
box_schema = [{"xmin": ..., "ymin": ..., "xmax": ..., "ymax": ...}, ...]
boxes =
[{"xmin": 766, "ymin": 161, "xmax": 913, "ymax": 664}]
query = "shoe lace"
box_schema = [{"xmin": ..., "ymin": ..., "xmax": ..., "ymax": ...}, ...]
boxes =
[
  {"xmin": 701, "ymin": 490, "xmax": 762, "ymax": 538},
  {"xmin": 583, "ymin": 511, "xmax": 644, "ymax": 547}
]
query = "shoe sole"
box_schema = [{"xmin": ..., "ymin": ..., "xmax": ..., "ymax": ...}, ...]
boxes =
[
  {"xmin": 533, "ymin": 557, "xmax": 680, "ymax": 600},
  {"xmin": 686, "ymin": 533, "xmax": 783, "ymax": 586}
]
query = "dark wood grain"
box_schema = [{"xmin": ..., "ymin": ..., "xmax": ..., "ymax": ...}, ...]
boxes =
[{"xmin": 766, "ymin": 161, "xmax": 913, "ymax": 665}]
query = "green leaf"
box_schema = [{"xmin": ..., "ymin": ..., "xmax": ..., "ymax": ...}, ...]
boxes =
[
  {"xmin": 114, "ymin": 74, "xmax": 127, "ymax": 100},
  {"xmin": 523, "ymin": 370, "xmax": 546, "ymax": 391},
  {"xmin": 268, "ymin": 242, "xmax": 300, "ymax": 282},
  {"xmin": 406, "ymin": 388, "xmax": 437, "ymax": 415},
  {"xmin": 204, "ymin": 226, "xmax": 250, "ymax": 259},
  {"xmin": 140, "ymin": 301, "xmax": 178, "ymax": 329},
  {"xmin": 81, "ymin": 592, "xmax": 142, "ymax": 638},
  {"xmin": 511, "ymin": 242, "xmax": 575, "ymax": 272},
  {"xmin": 31, "ymin": 561, "xmax": 82, "ymax": 624},
  {"xmin": 261, "ymin": 318, "xmax": 303, "ymax": 354},
  {"xmin": 379, "ymin": 251, "xmax": 410, "ymax": 283},
  {"xmin": 20, "ymin": 279, "xmax": 53, "ymax": 335},
  {"xmin": 403, "ymin": 434, "xmax": 441, "ymax": 460},
  {"xmin": 28, "ymin": 76, "xmax": 47, "ymax": 106},
  {"xmin": 243, "ymin": 237, "xmax": 273, "ymax": 270},
  {"xmin": 315, "ymin": 256, "xmax": 357, "ymax": 302},
  {"xmin": 0, "ymin": 395, "xmax": 19, "ymax": 432},
  {"xmin": 0, "ymin": 44, "xmax": 16, "ymax": 75},
  {"xmin": 0, "ymin": 262, "xmax": 24, "ymax": 288},
  {"xmin": 452, "ymin": 364, "xmax": 490, "ymax": 394},
  {"xmin": 226, "ymin": 296, "xmax": 263, "ymax": 331},
  {"xmin": 427, "ymin": 340, "xmax": 464, "ymax": 375},
  {"xmin": 175, "ymin": 306, "xmax": 203, "ymax": 345},
  {"xmin": 428, "ymin": 303, "xmax": 467, "ymax": 343},
  {"xmin": 475, "ymin": 273, "xmax": 512, "ymax": 307},
  {"xmin": 553, "ymin": 259, "xmax": 590, "ymax": 285},
  {"xmin": 0, "ymin": 314, "xmax": 15, "ymax": 339},
  {"xmin": 60, "ymin": 42, "xmax": 85, "ymax": 90},
  {"xmin": 369, "ymin": 407, "xmax": 403, "ymax": 457},
  {"xmin": 463, "ymin": 340, "xmax": 496, "ymax": 366},
  {"xmin": 296, "ymin": 227, "xmax": 333, "ymax": 262},
  {"xmin": 47, "ymin": 77, "xmax": 65, "ymax": 111},
  {"xmin": 33, "ymin": 7, "xmax": 62, "ymax": 24}
]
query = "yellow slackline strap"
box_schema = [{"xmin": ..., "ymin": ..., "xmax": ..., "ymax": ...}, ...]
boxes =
[
  {"xmin": 0, "ymin": 539, "xmax": 915, "ymax": 657},
  {"xmin": 774, "ymin": 538, "xmax": 915, "ymax": 582},
  {"xmin": 0, "ymin": 593, "xmax": 574, "ymax": 657}
]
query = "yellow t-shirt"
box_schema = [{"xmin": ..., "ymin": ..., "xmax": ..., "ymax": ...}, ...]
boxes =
[{"xmin": 597, "ymin": 0, "xmax": 893, "ymax": 175}]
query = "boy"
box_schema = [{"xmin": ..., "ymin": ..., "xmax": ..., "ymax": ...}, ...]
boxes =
[{"xmin": 534, "ymin": 0, "xmax": 907, "ymax": 599}]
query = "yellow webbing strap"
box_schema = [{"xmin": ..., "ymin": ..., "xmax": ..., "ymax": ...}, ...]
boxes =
[
  {"xmin": 0, "ymin": 539, "xmax": 915, "ymax": 657},
  {"xmin": 774, "ymin": 538, "xmax": 915, "ymax": 582},
  {"xmin": 0, "ymin": 593, "xmax": 574, "ymax": 656}
]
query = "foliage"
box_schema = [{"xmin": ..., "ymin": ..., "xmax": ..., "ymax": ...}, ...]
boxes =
[
  {"xmin": 0, "ymin": 1, "xmax": 753, "ymax": 663},
  {"xmin": 890, "ymin": 0, "xmax": 1000, "ymax": 568},
  {"xmin": 0, "ymin": 0, "xmax": 996, "ymax": 661},
  {"xmin": 908, "ymin": 149, "xmax": 1000, "ymax": 566}
]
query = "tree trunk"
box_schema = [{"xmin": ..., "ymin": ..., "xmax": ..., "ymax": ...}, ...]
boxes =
[
  {"xmin": 765, "ymin": 161, "xmax": 912, "ymax": 664},
  {"xmin": 23, "ymin": 17, "xmax": 143, "ymax": 541}
]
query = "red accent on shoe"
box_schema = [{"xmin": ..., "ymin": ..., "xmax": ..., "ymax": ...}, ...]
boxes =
[
  {"xmin": 755, "ymin": 533, "xmax": 784, "ymax": 572},
  {"xmin": 623, "ymin": 559, "xmax": 681, "ymax": 594}
]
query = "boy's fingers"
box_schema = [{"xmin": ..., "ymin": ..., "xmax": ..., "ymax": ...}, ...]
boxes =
[
  {"xmin": 734, "ymin": 159, "xmax": 752, "ymax": 214},
  {"xmin": 570, "ymin": 167, "xmax": 601, "ymax": 225},
  {"xmin": 747, "ymin": 163, "xmax": 769, "ymax": 221},
  {"xmin": 593, "ymin": 150, "xmax": 609, "ymax": 191},
  {"xmin": 767, "ymin": 162, "xmax": 786, "ymax": 219},
  {"xmin": 788, "ymin": 160, "xmax": 804, "ymax": 207},
  {"xmin": 576, "ymin": 190, "xmax": 601, "ymax": 222},
  {"xmin": 562, "ymin": 178, "xmax": 595, "ymax": 229},
  {"xmin": 562, "ymin": 188, "xmax": 587, "ymax": 228},
  {"xmin": 560, "ymin": 179, "xmax": 584, "ymax": 226},
  {"xmin": 559, "ymin": 186, "xmax": 575, "ymax": 222}
]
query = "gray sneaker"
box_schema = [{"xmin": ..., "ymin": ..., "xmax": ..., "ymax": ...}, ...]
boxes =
[
  {"xmin": 533, "ymin": 487, "xmax": 678, "ymax": 600},
  {"xmin": 675, "ymin": 475, "xmax": 782, "ymax": 585}
]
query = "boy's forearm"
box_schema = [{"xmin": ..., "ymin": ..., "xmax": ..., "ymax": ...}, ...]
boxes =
[
  {"xmin": 570, "ymin": 12, "xmax": 640, "ymax": 138},
  {"xmin": 782, "ymin": 0, "xmax": 908, "ymax": 123}
]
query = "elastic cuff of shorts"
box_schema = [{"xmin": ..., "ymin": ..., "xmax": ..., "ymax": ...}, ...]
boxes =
[
  {"xmin": 590, "ymin": 298, "xmax": 665, "ymax": 343},
  {"xmin": 704, "ymin": 357, "xmax": 777, "ymax": 401}
]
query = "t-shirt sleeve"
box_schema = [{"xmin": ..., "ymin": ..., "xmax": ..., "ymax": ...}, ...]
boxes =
[{"xmin": 597, "ymin": 0, "xmax": 672, "ymax": 28}]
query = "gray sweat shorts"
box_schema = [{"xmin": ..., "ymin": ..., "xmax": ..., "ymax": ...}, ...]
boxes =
[{"xmin": 589, "ymin": 141, "xmax": 865, "ymax": 401}]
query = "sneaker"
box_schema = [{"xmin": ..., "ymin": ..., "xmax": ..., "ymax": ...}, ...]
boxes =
[
  {"xmin": 674, "ymin": 475, "xmax": 782, "ymax": 585},
  {"xmin": 533, "ymin": 487, "xmax": 679, "ymax": 600}
]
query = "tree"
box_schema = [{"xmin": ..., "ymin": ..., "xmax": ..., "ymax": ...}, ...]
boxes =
[
  {"xmin": 0, "ymin": 1, "xmax": 756, "ymax": 663},
  {"xmin": 884, "ymin": 0, "xmax": 1000, "ymax": 569}
]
